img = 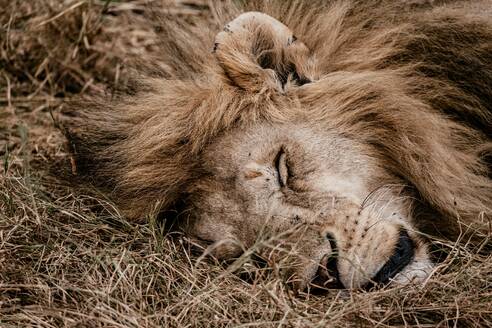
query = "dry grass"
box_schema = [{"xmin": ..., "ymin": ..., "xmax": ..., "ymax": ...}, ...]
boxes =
[{"xmin": 1, "ymin": 1, "xmax": 491, "ymax": 327}]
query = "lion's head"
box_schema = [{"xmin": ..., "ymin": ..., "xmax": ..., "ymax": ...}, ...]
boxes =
[
  {"xmin": 63, "ymin": 1, "xmax": 492, "ymax": 292},
  {"xmin": 184, "ymin": 120, "xmax": 433, "ymax": 290}
]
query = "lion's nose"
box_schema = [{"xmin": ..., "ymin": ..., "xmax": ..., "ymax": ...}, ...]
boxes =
[
  {"xmin": 364, "ymin": 230, "xmax": 415, "ymax": 289},
  {"xmin": 310, "ymin": 230, "xmax": 415, "ymax": 290}
]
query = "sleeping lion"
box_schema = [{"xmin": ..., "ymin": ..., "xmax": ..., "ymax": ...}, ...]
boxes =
[{"xmin": 63, "ymin": 0, "xmax": 492, "ymax": 292}]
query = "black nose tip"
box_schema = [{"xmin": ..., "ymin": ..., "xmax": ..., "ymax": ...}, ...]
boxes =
[
  {"xmin": 309, "ymin": 233, "xmax": 345, "ymax": 290},
  {"xmin": 366, "ymin": 230, "xmax": 415, "ymax": 289}
]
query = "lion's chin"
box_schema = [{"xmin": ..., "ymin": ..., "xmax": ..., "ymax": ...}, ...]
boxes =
[{"xmin": 390, "ymin": 250, "xmax": 434, "ymax": 287}]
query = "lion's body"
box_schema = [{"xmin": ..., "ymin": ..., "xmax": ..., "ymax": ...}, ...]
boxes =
[{"xmin": 64, "ymin": 0, "xmax": 492, "ymax": 290}]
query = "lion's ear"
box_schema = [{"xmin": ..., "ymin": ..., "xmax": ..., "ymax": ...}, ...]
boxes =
[{"xmin": 213, "ymin": 12, "xmax": 315, "ymax": 93}]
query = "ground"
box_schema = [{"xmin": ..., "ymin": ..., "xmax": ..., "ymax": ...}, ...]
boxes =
[{"xmin": 0, "ymin": 1, "xmax": 491, "ymax": 327}]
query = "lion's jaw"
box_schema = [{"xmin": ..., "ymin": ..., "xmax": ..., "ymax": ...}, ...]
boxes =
[{"xmin": 184, "ymin": 123, "xmax": 433, "ymax": 291}]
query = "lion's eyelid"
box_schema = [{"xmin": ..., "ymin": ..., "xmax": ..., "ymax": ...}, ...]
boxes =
[{"xmin": 274, "ymin": 148, "xmax": 289, "ymax": 187}]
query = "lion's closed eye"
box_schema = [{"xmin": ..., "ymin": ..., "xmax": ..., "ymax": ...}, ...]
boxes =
[{"xmin": 274, "ymin": 147, "xmax": 290, "ymax": 188}]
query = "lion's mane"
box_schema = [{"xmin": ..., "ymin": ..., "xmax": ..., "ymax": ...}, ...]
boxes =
[{"xmin": 63, "ymin": 0, "xmax": 492, "ymax": 239}]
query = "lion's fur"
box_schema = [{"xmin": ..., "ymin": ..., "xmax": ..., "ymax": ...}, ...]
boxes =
[{"xmin": 63, "ymin": 0, "xmax": 492, "ymax": 240}]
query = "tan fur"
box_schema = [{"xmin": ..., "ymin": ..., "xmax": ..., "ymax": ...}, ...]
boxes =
[{"xmin": 63, "ymin": 0, "xmax": 492, "ymax": 290}]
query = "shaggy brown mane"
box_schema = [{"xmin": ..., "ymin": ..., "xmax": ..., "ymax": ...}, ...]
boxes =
[{"xmin": 63, "ymin": 0, "xmax": 492, "ymax": 240}]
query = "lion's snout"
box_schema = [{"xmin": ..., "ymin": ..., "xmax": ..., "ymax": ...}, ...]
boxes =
[
  {"xmin": 279, "ymin": 227, "xmax": 424, "ymax": 292},
  {"xmin": 257, "ymin": 203, "xmax": 431, "ymax": 292}
]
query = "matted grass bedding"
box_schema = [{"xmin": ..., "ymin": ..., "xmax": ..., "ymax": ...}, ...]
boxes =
[{"xmin": 1, "ymin": 1, "xmax": 491, "ymax": 327}]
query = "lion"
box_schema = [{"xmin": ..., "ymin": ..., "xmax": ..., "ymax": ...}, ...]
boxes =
[{"xmin": 62, "ymin": 0, "xmax": 492, "ymax": 292}]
